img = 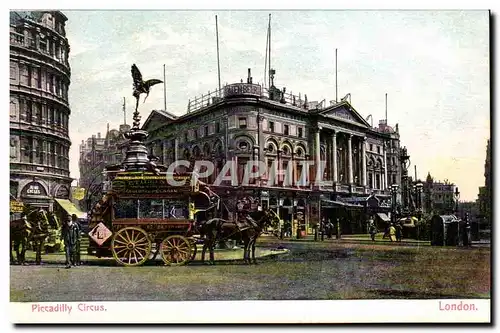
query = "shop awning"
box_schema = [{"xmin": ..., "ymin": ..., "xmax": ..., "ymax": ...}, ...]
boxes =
[
  {"xmin": 320, "ymin": 199, "xmax": 345, "ymax": 208},
  {"xmin": 54, "ymin": 199, "xmax": 86, "ymax": 218},
  {"xmin": 376, "ymin": 213, "xmax": 391, "ymax": 222}
]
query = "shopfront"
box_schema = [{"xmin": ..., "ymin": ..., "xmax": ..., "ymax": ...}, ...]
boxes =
[{"xmin": 19, "ymin": 181, "xmax": 51, "ymax": 209}]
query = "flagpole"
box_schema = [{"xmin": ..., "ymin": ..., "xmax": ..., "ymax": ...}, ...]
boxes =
[
  {"xmin": 163, "ymin": 64, "xmax": 167, "ymax": 111},
  {"xmin": 123, "ymin": 97, "xmax": 126, "ymax": 125},
  {"xmin": 264, "ymin": 17, "xmax": 269, "ymax": 89},
  {"xmin": 268, "ymin": 13, "xmax": 271, "ymax": 89},
  {"xmin": 216, "ymin": 15, "xmax": 222, "ymax": 96},
  {"xmin": 335, "ymin": 48, "xmax": 338, "ymax": 102},
  {"xmin": 385, "ymin": 93, "xmax": 388, "ymax": 123}
]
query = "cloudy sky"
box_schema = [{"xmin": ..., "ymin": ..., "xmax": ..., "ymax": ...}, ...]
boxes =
[{"xmin": 64, "ymin": 10, "xmax": 489, "ymax": 201}]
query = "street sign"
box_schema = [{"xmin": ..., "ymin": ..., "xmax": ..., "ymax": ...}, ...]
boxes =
[
  {"xmin": 10, "ymin": 200, "xmax": 24, "ymax": 213},
  {"xmin": 72, "ymin": 187, "xmax": 86, "ymax": 201},
  {"xmin": 89, "ymin": 222, "xmax": 112, "ymax": 246}
]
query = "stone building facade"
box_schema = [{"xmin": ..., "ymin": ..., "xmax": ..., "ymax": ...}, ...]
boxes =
[
  {"xmin": 423, "ymin": 172, "xmax": 457, "ymax": 215},
  {"xmin": 78, "ymin": 124, "xmax": 131, "ymax": 210},
  {"xmin": 477, "ymin": 139, "xmax": 491, "ymax": 227},
  {"xmin": 141, "ymin": 70, "xmax": 404, "ymax": 234},
  {"xmin": 10, "ymin": 11, "xmax": 73, "ymax": 210}
]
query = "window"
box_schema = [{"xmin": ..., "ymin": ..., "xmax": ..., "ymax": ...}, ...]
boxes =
[
  {"xmin": 215, "ymin": 122, "xmax": 221, "ymax": 133},
  {"xmin": 32, "ymin": 66, "xmax": 40, "ymax": 88},
  {"xmin": 48, "ymin": 107, "xmax": 53, "ymax": 125},
  {"xmin": 10, "ymin": 137, "xmax": 17, "ymax": 158},
  {"xmin": 369, "ymin": 144, "xmax": 373, "ymax": 151},
  {"xmin": 26, "ymin": 101, "xmax": 33, "ymax": 123},
  {"xmin": 194, "ymin": 129, "xmax": 198, "ymax": 140},
  {"xmin": 239, "ymin": 117, "xmax": 247, "ymax": 129},
  {"xmin": 184, "ymin": 132, "xmax": 188, "ymax": 142},
  {"xmin": 10, "ymin": 63, "xmax": 17, "ymax": 81},
  {"xmin": 284, "ymin": 124, "xmax": 289, "ymax": 135},
  {"xmin": 269, "ymin": 121, "xmax": 275, "ymax": 133},
  {"xmin": 238, "ymin": 141, "xmax": 249, "ymax": 150},
  {"xmin": 376, "ymin": 174, "xmax": 381, "ymax": 189},
  {"xmin": 283, "ymin": 146, "xmax": 290, "ymax": 156},
  {"xmin": 296, "ymin": 164, "xmax": 303, "ymax": 185},
  {"xmin": 392, "ymin": 174, "xmax": 397, "ymax": 185},
  {"xmin": 115, "ymin": 199, "xmax": 139, "ymax": 219},
  {"xmin": 298, "ymin": 127, "xmax": 303, "ymax": 138},
  {"xmin": 36, "ymin": 139, "xmax": 44, "ymax": 164},
  {"xmin": 39, "ymin": 37, "xmax": 47, "ymax": 53},
  {"xmin": 377, "ymin": 146, "xmax": 381, "ymax": 154},
  {"xmin": 369, "ymin": 173, "xmax": 373, "ymax": 188},
  {"xmin": 10, "ymin": 101, "xmax": 16, "ymax": 120},
  {"xmin": 20, "ymin": 64, "xmax": 29, "ymax": 86},
  {"xmin": 21, "ymin": 136, "xmax": 32, "ymax": 163}
]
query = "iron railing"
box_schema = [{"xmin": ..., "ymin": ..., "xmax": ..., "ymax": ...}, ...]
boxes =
[{"xmin": 186, "ymin": 83, "xmax": 331, "ymax": 114}]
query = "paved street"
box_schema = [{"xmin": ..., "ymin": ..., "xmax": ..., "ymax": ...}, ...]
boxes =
[{"xmin": 10, "ymin": 238, "xmax": 490, "ymax": 302}]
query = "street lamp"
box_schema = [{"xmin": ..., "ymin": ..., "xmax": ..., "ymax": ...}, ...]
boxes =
[
  {"xmin": 454, "ymin": 187, "xmax": 460, "ymax": 215},
  {"xmin": 390, "ymin": 184, "xmax": 399, "ymax": 224},
  {"xmin": 415, "ymin": 182, "xmax": 423, "ymax": 219}
]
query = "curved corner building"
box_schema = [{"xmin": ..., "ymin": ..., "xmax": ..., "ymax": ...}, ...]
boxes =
[{"xmin": 10, "ymin": 11, "xmax": 72, "ymax": 210}]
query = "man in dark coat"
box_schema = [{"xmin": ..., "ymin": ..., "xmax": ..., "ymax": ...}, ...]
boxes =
[
  {"xmin": 61, "ymin": 214, "xmax": 80, "ymax": 269},
  {"xmin": 71, "ymin": 214, "xmax": 82, "ymax": 265}
]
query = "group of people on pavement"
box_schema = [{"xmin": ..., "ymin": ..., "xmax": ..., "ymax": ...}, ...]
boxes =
[
  {"xmin": 368, "ymin": 217, "xmax": 403, "ymax": 242},
  {"xmin": 61, "ymin": 214, "xmax": 82, "ymax": 269}
]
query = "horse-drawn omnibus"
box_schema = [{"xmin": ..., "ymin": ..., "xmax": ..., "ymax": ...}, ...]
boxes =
[{"xmin": 87, "ymin": 170, "xmax": 218, "ymax": 266}]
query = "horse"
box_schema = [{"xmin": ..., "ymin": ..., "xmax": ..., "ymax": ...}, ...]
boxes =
[
  {"xmin": 199, "ymin": 208, "xmax": 280, "ymax": 265},
  {"xmin": 10, "ymin": 208, "xmax": 51, "ymax": 265},
  {"xmin": 10, "ymin": 214, "xmax": 32, "ymax": 265}
]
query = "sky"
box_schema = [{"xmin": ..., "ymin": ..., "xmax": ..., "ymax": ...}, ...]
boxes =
[{"xmin": 59, "ymin": 10, "xmax": 490, "ymax": 202}]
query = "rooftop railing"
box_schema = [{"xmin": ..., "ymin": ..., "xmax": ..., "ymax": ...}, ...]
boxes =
[{"xmin": 186, "ymin": 82, "xmax": 330, "ymax": 114}]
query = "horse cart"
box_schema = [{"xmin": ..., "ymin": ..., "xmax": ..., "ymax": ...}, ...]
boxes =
[{"xmin": 87, "ymin": 170, "xmax": 218, "ymax": 267}]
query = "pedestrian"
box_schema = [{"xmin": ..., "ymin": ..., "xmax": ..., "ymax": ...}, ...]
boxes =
[
  {"xmin": 368, "ymin": 217, "xmax": 377, "ymax": 241},
  {"xmin": 389, "ymin": 223, "xmax": 396, "ymax": 242},
  {"xmin": 61, "ymin": 214, "xmax": 80, "ymax": 269},
  {"xmin": 71, "ymin": 214, "xmax": 82, "ymax": 265},
  {"xmin": 395, "ymin": 222, "xmax": 403, "ymax": 242}
]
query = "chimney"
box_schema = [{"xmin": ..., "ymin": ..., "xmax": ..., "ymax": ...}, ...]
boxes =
[
  {"xmin": 247, "ymin": 68, "xmax": 251, "ymax": 84},
  {"xmin": 97, "ymin": 132, "xmax": 101, "ymax": 139}
]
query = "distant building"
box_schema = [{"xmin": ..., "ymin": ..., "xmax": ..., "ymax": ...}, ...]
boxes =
[
  {"xmin": 78, "ymin": 124, "xmax": 130, "ymax": 210},
  {"xmin": 477, "ymin": 139, "xmax": 491, "ymax": 227},
  {"xmin": 140, "ymin": 69, "xmax": 405, "ymax": 234},
  {"xmin": 423, "ymin": 172, "xmax": 457, "ymax": 214},
  {"xmin": 10, "ymin": 11, "xmax": 74, "ymax": 212}
]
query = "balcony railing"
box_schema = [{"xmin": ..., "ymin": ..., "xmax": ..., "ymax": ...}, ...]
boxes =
[
  {"xmin": 186, "ymin": 82, "xmax": 325, "ymax": 114},
  {"xmin": 187, "ymin": 87, "xmax": 224, "ymax": 114}
]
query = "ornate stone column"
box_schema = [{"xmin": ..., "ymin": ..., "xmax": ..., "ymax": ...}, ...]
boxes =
[
  {"xmin": 362, "ymin": 137, "xmax": 367, "ymax": 187},
  {"xmin": 383, "ymin": 141, "xmax": 388, "ymax": 190},
  {"xmin": 315, "ymin": 127, "xmax": 321, "ymax": 183},
  {"xmin": 348, "ymin": 134, "xmax": 353, "ymax": 184},
  {"xmin": 332, "ymin": 131, "xmax": 338, "ymax": 183}
]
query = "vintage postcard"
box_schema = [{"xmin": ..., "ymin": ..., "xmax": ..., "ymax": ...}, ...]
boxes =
[{"xmin": 8, "ymin": 7, "xmax": 491, "ymax": 324}]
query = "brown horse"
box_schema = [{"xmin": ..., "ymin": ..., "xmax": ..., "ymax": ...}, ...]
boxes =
[
  {"xmin": 199, "ymin": 209, "xmax": 280, "ymax": 265},
  {"xmin": 10, "ymin": 215, "xmax": 32, "ymax": 265},
  {"xmin": 10, "ymin": 208, "xmax": 50, "ymax": 265}
]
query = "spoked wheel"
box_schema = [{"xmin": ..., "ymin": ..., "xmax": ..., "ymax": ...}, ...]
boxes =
[
  {"xmin": 111, "ymin": 227, "xmax": 152, "ymax": 266},
  {"xmin": 160, "ymin": 235, "xmax": 192, "ymax": 266}
]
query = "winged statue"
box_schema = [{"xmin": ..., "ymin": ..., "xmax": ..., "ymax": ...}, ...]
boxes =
[{"xmin": 131, "ymin": 64, "xmax": 163, "ymax": 111}]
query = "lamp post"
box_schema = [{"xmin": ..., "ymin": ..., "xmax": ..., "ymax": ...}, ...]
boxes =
[
  {"xmin": 390, "ymin": 184, "xmax": 399, "ymax": 225},
  {"xmin": 454, "ymin": 187, "xmax": 460, "ymax": 215},
  {"xmin": 415, "ymin": 182, "xmax": 423, "ymax": 220}
]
